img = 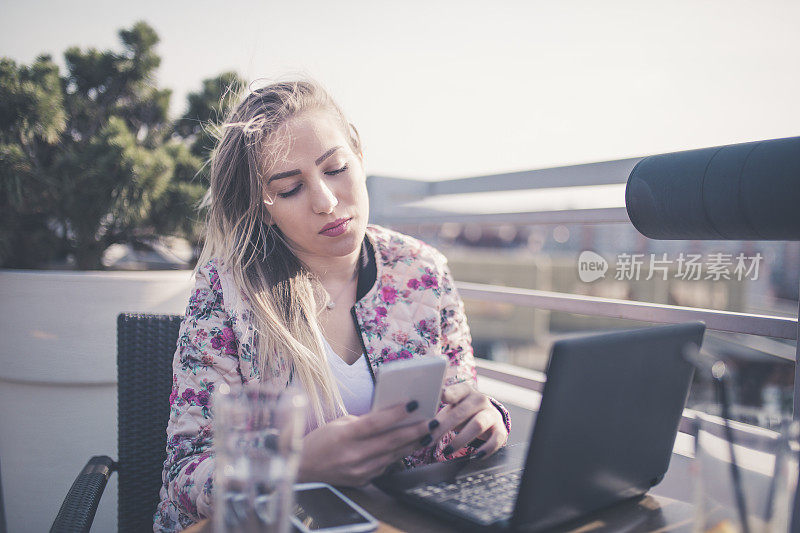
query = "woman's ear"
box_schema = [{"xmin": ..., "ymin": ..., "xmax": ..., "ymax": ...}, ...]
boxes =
[{"xmin": 348, "ymin": 122, "xmax": 363, "ymax": 164}]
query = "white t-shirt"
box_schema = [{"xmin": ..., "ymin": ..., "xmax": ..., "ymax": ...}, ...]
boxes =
[{"xmin": 322, "ymin": 338, "xmax": 375, "ymax": 416}]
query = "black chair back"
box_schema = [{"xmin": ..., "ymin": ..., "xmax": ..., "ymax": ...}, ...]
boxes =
[{"xmin": 116, "ymin": 313, "xmax": 182, "ymax": 532}]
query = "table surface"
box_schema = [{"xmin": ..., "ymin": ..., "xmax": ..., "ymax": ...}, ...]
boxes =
[
  {"xmin": 182, "ymin": 402, "xmax": 699, "ymax": 532},
  {"xmin": 182, "ymin": 482, "xmax": 696, "ymax": 533}
]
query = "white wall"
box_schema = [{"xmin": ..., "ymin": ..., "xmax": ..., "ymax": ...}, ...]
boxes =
[{"xmin": 0, "ymin": 270, "xmax": 195, "ymax": 533}]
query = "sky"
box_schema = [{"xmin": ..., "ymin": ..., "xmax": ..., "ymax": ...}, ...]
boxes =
[{"xmin": 2, "ymin": 0, "xmax": 799, "ymax": 180}]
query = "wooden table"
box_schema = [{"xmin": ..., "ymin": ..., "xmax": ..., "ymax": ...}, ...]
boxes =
[
  {"xmin": 182, "ymin": 483, "xmax": 695, "ymax": 532},
  {"xmin": 335, "ymin": 484, "xmax": 695, "ymax": 533},
  {"xmin": 183, "ymin": 405, "xmax": 697, "ymax": 532}
]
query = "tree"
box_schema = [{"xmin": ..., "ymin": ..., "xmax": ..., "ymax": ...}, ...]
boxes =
[
  {"xmin": 0, "ymin": 21, "xmax": 207, "ymax": 269},
  {"xmin": 173, "ymin": 72, "xmax": 245, "ymax": 167},
  {"xmin": 163, "ymin": 71, "xmax": 246, "ymax": 247},
  {"xmin": 0, "ymin": 54, "xmax": 67, "ymax": 267}
]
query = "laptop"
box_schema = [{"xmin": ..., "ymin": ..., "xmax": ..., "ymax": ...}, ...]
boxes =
[{"xmin": 374, "ymin": 322, "xmax": 706, "ymax": 531}]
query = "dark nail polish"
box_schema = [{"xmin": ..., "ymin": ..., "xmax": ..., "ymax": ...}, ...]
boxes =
[
  {"xmin": 405, "ymin": 400, "xmax": 418, "ymax": 413},
  {"xmin": 428, "ymin": 419, "xmax": 440, "ymax": 431},
  {"xmin": 420, "ymin": 434, "xmax": 432, "ymax": 446},
  {"xmin": 443, "ymin": 445, "xmax": 454, "ymax": 456},
  {"xmin": 474, "ymin": 450, "xmax": 487, "ymax": 460}
]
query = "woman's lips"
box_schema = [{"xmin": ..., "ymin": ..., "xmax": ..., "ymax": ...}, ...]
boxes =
[{"xmin": 319, "ymin": 217, "xmax": 352, "ymax": 237}]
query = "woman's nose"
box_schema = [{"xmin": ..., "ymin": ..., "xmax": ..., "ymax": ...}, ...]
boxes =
[{"xmin": 310, "ymin": 180, "xmax": 338, "ymax": 214}]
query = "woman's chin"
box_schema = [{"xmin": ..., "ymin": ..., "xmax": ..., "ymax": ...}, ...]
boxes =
[{"xmin": 326, "ymin": 232, "xmax": 364, "ymax": 258}]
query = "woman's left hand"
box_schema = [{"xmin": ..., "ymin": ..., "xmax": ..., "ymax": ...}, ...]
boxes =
[{"xmin": 430, "ymin": 382, "xmax": 508, "ymax": 459}]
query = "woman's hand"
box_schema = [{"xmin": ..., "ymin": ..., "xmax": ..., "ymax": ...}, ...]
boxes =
[
  {"xmin": 431, "ymin": 382, "xmax": 508, "ymax": 459},
  {"xmin": 297, "ymin": 401, "xmax": 433, "ymax": 486}
]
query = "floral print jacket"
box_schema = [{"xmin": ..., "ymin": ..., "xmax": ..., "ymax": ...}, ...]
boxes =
[{"xmin": 154, "ymin": 224, "xmax": 511, "ymax": 532}]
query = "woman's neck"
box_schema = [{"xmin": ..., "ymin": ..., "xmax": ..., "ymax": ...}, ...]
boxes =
[{"xmin": 298, "ymin": 248, "xmax": 360, "ymax": 286}]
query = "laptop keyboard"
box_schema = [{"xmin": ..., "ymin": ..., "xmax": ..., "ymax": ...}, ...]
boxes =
[{"xmin": 404, "ymin": 469, "xmax": 522, "ymax": 525}]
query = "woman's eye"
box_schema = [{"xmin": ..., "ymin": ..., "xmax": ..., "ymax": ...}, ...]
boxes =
[
  {"xmin": 325, "ymin": 163, "xmax": 348, "ymax": 176},
  {"xmin": 278, "ymin": 184, "xmax": 302, "ymax": 198}
]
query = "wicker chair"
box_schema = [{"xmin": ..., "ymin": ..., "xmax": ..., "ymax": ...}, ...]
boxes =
[{"xmin": 50, "ymin": 313, "xmax": 182, "ymax": 533}]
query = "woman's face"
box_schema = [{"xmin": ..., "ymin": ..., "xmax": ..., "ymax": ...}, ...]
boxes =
[{"xmin": 262, "ymin": 110, "xmax": 369, "ymax": 263}]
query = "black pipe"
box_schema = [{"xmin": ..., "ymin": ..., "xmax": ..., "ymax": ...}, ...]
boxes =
[{"xmin": 626, "ymin": 136, "xmax": 800, "ymax": 241}]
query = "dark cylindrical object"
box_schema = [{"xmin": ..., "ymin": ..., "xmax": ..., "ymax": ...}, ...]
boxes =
[{"xmin": 626, "ymin": 137, "xmax": 800, "ymax": 240}]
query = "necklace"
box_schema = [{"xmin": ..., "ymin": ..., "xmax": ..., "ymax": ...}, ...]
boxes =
[
  {"xmin": 323, "ymin": 276, "xmax": 356, "ymax": 310},
  {"xmin": 325, "ymin": 336, "xmax": 363, "ymax": 359}
]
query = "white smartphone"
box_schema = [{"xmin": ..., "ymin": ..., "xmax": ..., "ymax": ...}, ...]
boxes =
[
  {"xmin": 370, "ymin": 356, "xmax": 447, "ymax": 430},
  {"xmin": 291, "ymin": 482, "xmax": 378, "ymax": 533}
]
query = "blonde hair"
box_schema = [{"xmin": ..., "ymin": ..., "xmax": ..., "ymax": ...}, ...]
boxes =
[{"xmin": 196, "ymin": 80, "xmax": 363, "ymax": 426}]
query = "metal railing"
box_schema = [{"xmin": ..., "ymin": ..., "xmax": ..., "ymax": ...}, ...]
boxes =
[
  {"xmin": 466, "ymin": 280, "xmax": 799, "ymax": 437},
  {"xmin": 463, "ymin": 281, "xmax": 800, "ymax": 449},
  {"xmin": 458, "ymin": 282, "xmax": 797, "ymax": 341}
]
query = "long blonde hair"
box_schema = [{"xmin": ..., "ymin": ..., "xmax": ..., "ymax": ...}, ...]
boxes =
[{"xmin": 197, "ymin": 80, "xmax": 363, "ymax": 426}]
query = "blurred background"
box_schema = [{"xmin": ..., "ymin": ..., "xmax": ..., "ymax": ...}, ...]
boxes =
[{"xmin": 1, "ymin": 1, "xmax": 799, "ymax": 530}]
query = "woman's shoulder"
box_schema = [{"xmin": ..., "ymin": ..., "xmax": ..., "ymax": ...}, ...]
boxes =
[
  {"xmin": 192, "ymin": 258, "xmax": 243, "ymax": 303},
  {"xmin": 193, "ymin": 258, "xmax": 226, "ymax": 291},
  {"xmin": 366, "ymin": 224, "xmax": 448, "ymax": 269}
]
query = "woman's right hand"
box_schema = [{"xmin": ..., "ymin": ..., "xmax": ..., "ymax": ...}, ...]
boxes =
[{"xmin": 297, "ymin": 401, "xmax": 433, "ymax": 486}]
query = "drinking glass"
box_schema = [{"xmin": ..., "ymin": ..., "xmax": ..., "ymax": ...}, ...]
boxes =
[
  {"xmin": 213, "ymin": 383, "xmax": 307, "ymax": 533},
  {"xmin": 693, "ymin": 404, "xmax": 799, "ymax": 533}
]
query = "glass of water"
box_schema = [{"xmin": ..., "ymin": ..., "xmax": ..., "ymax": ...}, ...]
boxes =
[
  {"xmin": 693, "ymin": 404, "xmax": 800, "ymax": 533},
  {"xmin": 213, "ymin": 383, "xmax": 307, "ymax": 533}
]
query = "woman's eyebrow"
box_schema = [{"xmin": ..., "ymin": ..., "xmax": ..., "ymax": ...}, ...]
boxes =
[
  {"xmin": 268, "ymin": 146, "xmax": 343, "ymax": 183},
  {"xmin": 315, "ymin": 145, "xmax": 342, "ymax": 165},
  {"xmin": 268, "ymin": 169, "xmax": 301, "ymax": 183}
]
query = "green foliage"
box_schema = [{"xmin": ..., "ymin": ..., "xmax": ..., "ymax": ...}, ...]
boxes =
[
  {"xmin": 173, "ymin": 71, "xmax": 245, "ymax": 170},
  {"xmin": 149, "ymin": 141, "xmax": 207, "ymax": 244},
  {"xmin": 0, "ymin": 21, "xmax": 240, "ymax": 269},
  {"xmin": 0, "ymin": 54, "xmax": 67, "ymax": 267},
  {"xmin": 164, "ymin": 71, "xmax": 246, "ymax": 246}
]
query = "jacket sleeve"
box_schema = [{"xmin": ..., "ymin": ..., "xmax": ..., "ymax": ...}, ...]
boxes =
[
  {"xmin": 406, "ymin": 256, "xmax": 511, "ymax": 467},
  {"xmin": 154, "ymin": 262, "xmax": 242, "ymax": 531}
]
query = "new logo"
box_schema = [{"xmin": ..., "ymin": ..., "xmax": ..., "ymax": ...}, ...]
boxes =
[{"xmin": 578, "ymin": 251, "xmax": 608, "ymax": 282}]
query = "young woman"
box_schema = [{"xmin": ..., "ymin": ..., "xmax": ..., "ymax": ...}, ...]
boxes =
[{"xmin": 154, "ymin": 80, "xmax": 510, "ymax": 531}]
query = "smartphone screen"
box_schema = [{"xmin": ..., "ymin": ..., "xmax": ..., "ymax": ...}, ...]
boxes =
[{"xmin": 293, "ymin": 487, "xmax": 372, "ymax": 530}]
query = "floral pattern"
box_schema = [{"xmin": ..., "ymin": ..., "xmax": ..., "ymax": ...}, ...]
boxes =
[{"xmin": 154, "ymin": 225, "xmax": 511, "ymax": 532}]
